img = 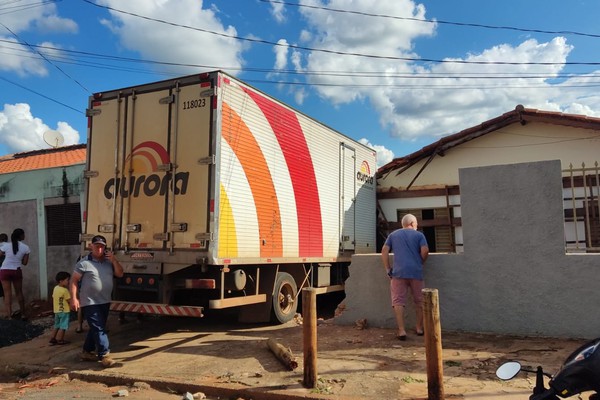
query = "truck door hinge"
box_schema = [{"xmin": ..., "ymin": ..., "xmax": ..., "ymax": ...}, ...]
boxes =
[
  {"xmin": 170, "ymin": 223, "xmax": 188, "ymax": 232},
  {"xmin": 198, "ymin": 155, "xmax": 215, "ymax": 165},
  {"xmin": 195, "ymin": 232, "xmax": 213, "ymax": 241},
  {"xmin": 86, "ymin": 109, "xmax": 101, "ymax": 117},
  {"xmin": 200, "ymin": 88, "xmax": 216, "ymax": 97},
  {"xmin": 159, "ymin": 94, "xmax": 175, "ymax": 105},
  {"xmin": 98, "ymin": 224, "xmax": 115, "ymax": 233},
  {"xmin": 84, "ymin": 170, "xmax": 99, "ymax": 178},
  {"xmin": 157, "ymin": 163, "xmax": 174, "ymax": 172},
  {"xmin": 153, "ymin": 233, "xmax": 170, "ymax": 241},
  {"xmin": 126, "ymin": 224, "xmax": 142, "ymax": 233}
]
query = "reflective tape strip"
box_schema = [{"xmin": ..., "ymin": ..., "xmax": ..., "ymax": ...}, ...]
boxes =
[{"xmin": 110, "ymin": 302, "xmax": 203, "ymax": 318}]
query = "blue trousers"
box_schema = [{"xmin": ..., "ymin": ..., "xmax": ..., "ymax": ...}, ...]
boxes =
[{"xmin": 82, "ymin": 303, "xmax": 111, "ymax": 359}]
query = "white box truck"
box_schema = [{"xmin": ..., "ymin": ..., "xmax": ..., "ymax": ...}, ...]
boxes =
[{"xmin": 83, "ymin": 71, "xmax": 376, "ymax": 323}]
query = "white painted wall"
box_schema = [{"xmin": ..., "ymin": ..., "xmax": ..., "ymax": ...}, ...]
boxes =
[{"xmin": 379, "ymin": 122, "xmax": 600, "ymax": 190}]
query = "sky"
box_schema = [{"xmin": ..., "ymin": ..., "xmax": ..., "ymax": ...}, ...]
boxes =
[{"xmin": 1, "ymin": 0, "xmax": 600, "ymax": 168}]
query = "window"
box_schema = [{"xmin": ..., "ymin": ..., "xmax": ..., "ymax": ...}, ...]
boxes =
[
  {"xmin": 397, "ymin": 208, "xmax": 455, "ymax": 253},
  {"xmin": 46, "ymin": 203, "xmax": 81, "ymax": 246}
]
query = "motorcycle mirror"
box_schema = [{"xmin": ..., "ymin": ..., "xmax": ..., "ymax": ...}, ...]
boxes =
[{"xmin": 496, "ymin": 361, "xmax": 522, "ymax": 380}]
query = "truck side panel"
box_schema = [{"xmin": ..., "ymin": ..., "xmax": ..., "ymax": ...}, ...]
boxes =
[{"xmin": 214, "ymin": 75, "xmax": 376, "ymax": 265}]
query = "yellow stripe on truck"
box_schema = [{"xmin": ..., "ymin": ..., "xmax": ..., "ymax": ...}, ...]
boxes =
[{"xmin": 218, "ymin": 184, "xmax": 238, "ymax": 258}]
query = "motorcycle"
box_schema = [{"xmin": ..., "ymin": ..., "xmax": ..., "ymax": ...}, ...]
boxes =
[{"xmin": 496, "ymin": 337, "xmax": 600, "ymax": 399}]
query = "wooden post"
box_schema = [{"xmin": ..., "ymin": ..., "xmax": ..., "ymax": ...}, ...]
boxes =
[
  {"xmin": 422, "ymin": 288, "xmax": 444, "ymax": 400},
  {"xmin": 302, "ymin": 287, "xmax": 317, "ymax": 388}
]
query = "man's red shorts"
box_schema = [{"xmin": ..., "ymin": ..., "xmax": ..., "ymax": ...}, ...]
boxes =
[{"xmin": 390, "ymin": 278, "xmax": 423, "ymax": 307}]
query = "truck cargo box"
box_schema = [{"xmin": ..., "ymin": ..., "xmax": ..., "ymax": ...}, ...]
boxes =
[{"xmin": 83, "ymin": 71, "xmax": 376, "ymax": 323}]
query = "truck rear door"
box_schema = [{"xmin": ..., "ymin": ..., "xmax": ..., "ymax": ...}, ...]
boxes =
[{"xmin": 85, "ymin": 79, "xmax": 212, "ymax": 251}]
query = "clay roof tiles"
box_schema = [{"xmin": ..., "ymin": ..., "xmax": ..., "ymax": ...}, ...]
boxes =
[
  {"xmin": 0, "ymin": 144, "xmax": 86, "ymax": 175},
  {"xmin": 378, "ymin": 105, "xmax": 600, "ymax": 176}
]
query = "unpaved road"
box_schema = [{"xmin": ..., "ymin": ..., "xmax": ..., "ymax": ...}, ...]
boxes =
[{"xmin": 0, "ymin": 306, "xmax": 597, "ymax": 399}]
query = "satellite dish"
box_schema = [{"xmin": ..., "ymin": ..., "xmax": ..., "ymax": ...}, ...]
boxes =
[{"xmin": 43, "ymin": 130, "xmax": 64, "ymax": 148}]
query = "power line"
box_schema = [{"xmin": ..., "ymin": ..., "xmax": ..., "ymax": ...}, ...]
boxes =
[
  {"xmin": 4, "ymin": 39, "xmax": 600, "ymax": 91},
  {"xmin": 81, "ymin": 0, "xmax": 600, "ymax": 66},
  {"xmin": 6, "ymin": 38, "xmax": 599, "ymax": 83},
  {"xmin": 262, "ymin": 0, "xmax": 600, "ymax": 39},
  {"xmin": 0, "ymin": 20, "xmax": 91, "ymax": 94},
  {"xmin": 0, "ymin": 76, "xmax": 83, "ymax": 114}
]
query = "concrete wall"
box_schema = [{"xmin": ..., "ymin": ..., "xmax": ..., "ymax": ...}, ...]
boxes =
[
  {"xmin": 337, "ymin": 160, "xmax": 600, "ymax": 339},
  {"xmin": 0, "ymin": 165, "xmax": 84, "ymax": 303}
]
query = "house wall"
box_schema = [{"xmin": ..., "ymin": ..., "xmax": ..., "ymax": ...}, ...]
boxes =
[
  {"xmin": 0, "ymin": 165, "xmax": 84, "ymax": 304},
  {"xmin": 338, "ymin": 160, "xmax": 600, "ymax": 339},
  {"xmin": 378, "ymin": 122, "xmax": 600, "ymax": 190}
]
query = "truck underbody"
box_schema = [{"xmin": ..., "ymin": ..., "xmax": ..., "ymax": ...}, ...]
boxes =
[{"xmin": 110, "ymin": 261, "xmax": 349, "ymax": 323}]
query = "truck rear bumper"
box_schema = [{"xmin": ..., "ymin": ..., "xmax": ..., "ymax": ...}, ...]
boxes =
[{"xmin": 110, "ymin": 301, "xmax": 204, "ymax": 318}]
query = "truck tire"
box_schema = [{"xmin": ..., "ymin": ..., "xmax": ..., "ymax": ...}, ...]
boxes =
[{"xmin": 271, "ymin": 272, "xmax": 298, "ymax": 324}]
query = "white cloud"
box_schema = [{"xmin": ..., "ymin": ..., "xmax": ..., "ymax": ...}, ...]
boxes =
[
  {"xmin": 0, "ymin": 104, "xmax": 79, "ymax": 153},
  {"xmin": 98, "ymin": 0, "xmax": 244, "ymax": 75},
  {"xmin": 290, "ymin": 1, "xmax": 590, "ymax": 143},
  {"xmin": 273, "ymin": 39, "xmax": 289, "ymax": 70},
  {"xmin": 359, "ymin": 138, "xmax": 394, "ymax": 167},
  {"xmin": 0, "ymin": 38, "xmax": 48, "ymax": 77},
  {"xmin": 0, "ymin": 2, "xmax": 77, "ymax": 77},
  {"xmin": 35, "ymin": 15, "xmax": 79, "ymax": 34},
  {"xmin": 375, "ymin": 37, "xmax": 572, "ymax": 139},
  {"xmin": 269, "ymin": 0, "xmax": 286, "ymax": 23}
]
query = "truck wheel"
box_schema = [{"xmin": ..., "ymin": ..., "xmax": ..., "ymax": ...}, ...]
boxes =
[{"xmin": 271, "ymin": 272, "xmax": 298, "ymax": 324}]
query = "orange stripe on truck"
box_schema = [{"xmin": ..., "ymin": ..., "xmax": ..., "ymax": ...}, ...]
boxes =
[{"xmin": 221, "ymin": 102, "xmax": 283, "ymax": 258}]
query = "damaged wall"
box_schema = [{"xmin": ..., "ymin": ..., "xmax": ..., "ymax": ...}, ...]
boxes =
[{"xmin": 337, "ymin": 160, "xmax": 600, "ymax": 339}]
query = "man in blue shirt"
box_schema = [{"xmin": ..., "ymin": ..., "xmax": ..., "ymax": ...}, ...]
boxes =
[{"xmin": 381, "ymin": 214, "xmax": 429, "ymax": 340}]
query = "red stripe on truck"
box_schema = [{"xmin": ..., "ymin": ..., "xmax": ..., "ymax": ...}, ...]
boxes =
[{"xmin": 243, "ymin": 89, "xmax": 323, "ymax": 257}]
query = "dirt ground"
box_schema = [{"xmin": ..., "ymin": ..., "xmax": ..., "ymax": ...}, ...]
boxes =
[
  {"xmin": 0, "ymin": 299, "xmax": 597, "ymax": 400},
  {"xmin": 0, "ymin": 300, "xmax": 199, "ymax": 400}
]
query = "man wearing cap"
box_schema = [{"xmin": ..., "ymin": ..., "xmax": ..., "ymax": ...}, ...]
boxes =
[{"xmin": 70, "ymin": 235, "xmax": 123, "ymax": 367}]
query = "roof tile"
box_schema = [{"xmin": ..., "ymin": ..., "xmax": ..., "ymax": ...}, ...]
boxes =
[{"xmin": 0, "ymin": 144, "xmax": 86, "ymax": 175}]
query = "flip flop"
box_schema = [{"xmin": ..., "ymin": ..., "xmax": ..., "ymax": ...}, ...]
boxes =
[
  {"xmin": 416, "ymin": 331, "xmax": 424, "ymax": 336},
  {"xmin": 56, "ymin": 340, "xmax": 71, "ymax": 345},
  {"xmin": 75, "ymin": 327, "xmax": 83, "ymax": 333},
  {"xmin": 396, "ymin": 335, "xmax": 407, "ymax": 341}
]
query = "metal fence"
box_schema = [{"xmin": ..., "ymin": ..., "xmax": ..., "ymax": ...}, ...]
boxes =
[{"xmin": 564, "ymin": 162, "xmax": 600, "ymax": 252}]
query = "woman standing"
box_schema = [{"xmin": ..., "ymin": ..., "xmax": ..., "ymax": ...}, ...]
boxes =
[{"xmin": 0, "ymin": 228, "xmax": 31, "ymax": 319}]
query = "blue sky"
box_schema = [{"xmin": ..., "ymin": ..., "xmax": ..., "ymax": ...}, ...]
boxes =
[{"xmin": 1, "ymin": 0, "xmax": 600, "ymax": 167}]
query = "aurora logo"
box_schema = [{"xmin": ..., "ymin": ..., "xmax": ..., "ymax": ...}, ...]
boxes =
[
  {"xmin": 103, "ymin": 141, "xmax": 189, "ymax": 199},
  {"xmin": 356, "ymin": 160, "xmax": 374, "ymax": 185}
]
